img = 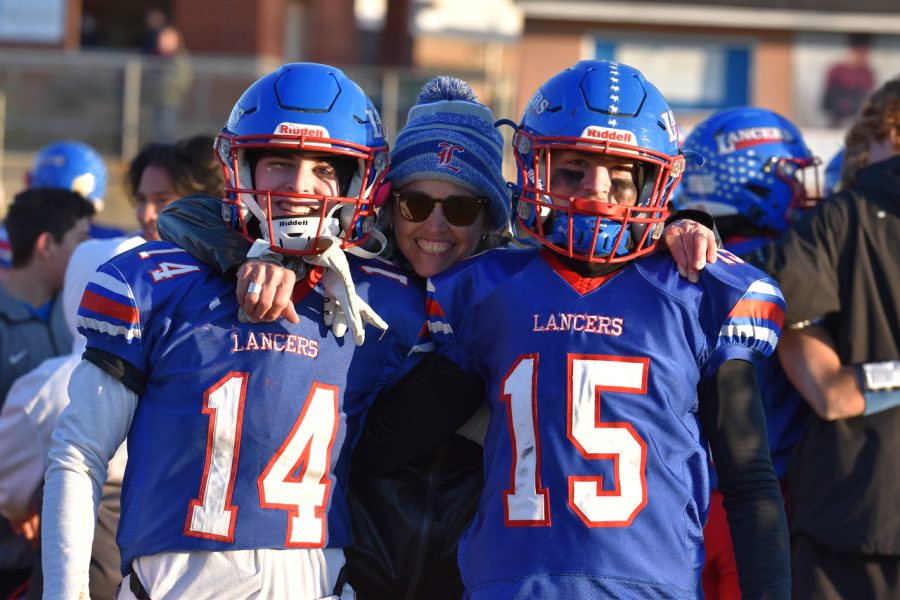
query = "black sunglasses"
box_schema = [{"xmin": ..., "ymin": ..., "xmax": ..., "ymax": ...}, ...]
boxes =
[{"xmin": 393, "ymin": 190, "xmax": 487, "ymax": 227}]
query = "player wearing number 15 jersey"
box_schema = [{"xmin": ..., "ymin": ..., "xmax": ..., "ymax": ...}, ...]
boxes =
[
  {"xmin": 422, "ymin": 61, "xmax": 791, "ymax": 599},
  {"xmin": 41, "ymin": 63, "xmax": 426, "ymax": 600}
]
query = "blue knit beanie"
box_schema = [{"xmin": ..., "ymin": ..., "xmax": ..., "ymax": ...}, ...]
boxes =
[{"xmin": 387, "ymin": 76, "xmax": 510, "ymax": 229}]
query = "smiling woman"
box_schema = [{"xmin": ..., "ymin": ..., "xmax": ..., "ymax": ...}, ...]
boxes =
[
  {"xmin": 374, "ymin": 76, "xmax": 511, "ymax": 279},
  {"xmin": 390, "ymin": 179, "xmax": 489, "ymax": 277}
]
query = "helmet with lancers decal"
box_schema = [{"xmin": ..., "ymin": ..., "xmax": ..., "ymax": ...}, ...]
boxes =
[
  {"xmin": 680, "ymin": 106, "xmax": 821, "ymax": 234},
  {"xmin": 215, "ymin": 62, "xmax": 389, "ymax": 256},
  {"xmin": 28, "ymin": 140, "xmax": 108, "ymax": 210},
  {"xmin": 512, "ymin": 60, "xmax": 685, "ymax": 264}
]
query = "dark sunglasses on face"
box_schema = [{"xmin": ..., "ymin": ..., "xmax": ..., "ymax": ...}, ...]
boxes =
[{"xmin": 393, "ymin": 190, "xmax": 487, "ymax": 227}]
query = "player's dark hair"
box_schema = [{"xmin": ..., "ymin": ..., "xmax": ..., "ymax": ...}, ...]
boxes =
[
  {"xmin": 6, "ymin": 188, "xmax": 95, "ymax": 266},
  {"xmin": 126, "ymin": 135, "xmax": 225, "ymax": 204}
]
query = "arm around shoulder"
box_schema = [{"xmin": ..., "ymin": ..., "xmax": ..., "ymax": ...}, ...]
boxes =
[{"xmin": 158, "ymin": 194, "xmax": 252, "ymax": 277}]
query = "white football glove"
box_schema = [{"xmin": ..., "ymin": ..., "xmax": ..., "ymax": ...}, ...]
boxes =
[{"xmin": 303, "ymin": 238, "xmax": 388, "ymax": 346}]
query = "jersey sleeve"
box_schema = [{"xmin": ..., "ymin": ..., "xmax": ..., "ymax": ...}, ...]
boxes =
[
  {"xmin": 76, "ymin": 259, "xmax": 147, "ymax": 378},
  {"xmin": 75, "ymin": 245, "xmax": 204, "ymax": 390},
  {"xmin": 699, "ymin": 252, "xmax": 786, "ymax": 378}
]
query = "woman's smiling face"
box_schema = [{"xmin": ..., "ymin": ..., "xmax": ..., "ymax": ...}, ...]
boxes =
[{"xmin": 391, "ymin": 179, "xmax": 488, "ymax": 278}]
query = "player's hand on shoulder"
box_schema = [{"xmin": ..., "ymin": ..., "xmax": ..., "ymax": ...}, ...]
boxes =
[
  {"xmin": 236, "ymin": 259, "xmax": 299, "ymax": 324},
  {"xmin": 661, "ymin": 219, "xmax": 718, "ymax": 283}
]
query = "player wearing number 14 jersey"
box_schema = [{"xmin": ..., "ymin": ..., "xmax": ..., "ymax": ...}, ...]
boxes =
[
  {"xmin": 41, "ymin": 63, "xmax": 426, "ymax": 600},
  {"xmin": 423, "ymin": 61, "xmax": 791, "ymax": 598}
]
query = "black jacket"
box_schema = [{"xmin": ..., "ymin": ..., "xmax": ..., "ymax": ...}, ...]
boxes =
[{"xmin": 749, "ymin": 155, "xmax": 900, "ymax": 554}]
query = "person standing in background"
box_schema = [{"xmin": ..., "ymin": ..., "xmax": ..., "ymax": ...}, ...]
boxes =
[
  {"xmin": 757, "ymin": 76, "xmax": 900, "ymax": 600},
  {"xmin": 0, "ymin": 188, "xmax": 94, "ymax": 599},
  {"xmin": 125, "ymin": 135, "xmax": 223, "ymax": 241},
  {"xmin": 151, "ymin": 25, "xmax": 194, "ymax": 143},
  {"xmin": 821, "ymin": 33, "xmax": 876, "ymax": 129}
]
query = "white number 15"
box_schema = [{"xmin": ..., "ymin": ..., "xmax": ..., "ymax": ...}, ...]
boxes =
[{"xmin": 501, "ymin": 354, "xmax": 648, "ymax": 527}]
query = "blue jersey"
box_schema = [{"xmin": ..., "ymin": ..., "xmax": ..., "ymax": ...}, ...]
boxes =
[
  {"xmin": 76, "ymin": 241, "xmax": 427, "ymax": 570},
  {"xmin": 426, "ymin": 247, "xmax": 784, "ymax": 599}
]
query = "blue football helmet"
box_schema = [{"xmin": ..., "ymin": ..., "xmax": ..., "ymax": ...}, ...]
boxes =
[
  {"xmin": 216, "ymin": 62, "xmax": 389, "ymax": 256},
  {"xmin": 513, "ymin": 60, "xmax": 685, "ymax": 264},
  {"xmin": 28, "ymin": 140, "xmax": 108, "ymax": 208},
  {"xmin": 680, "ymin": 106, "xmax": 820, "ymax": 233}
]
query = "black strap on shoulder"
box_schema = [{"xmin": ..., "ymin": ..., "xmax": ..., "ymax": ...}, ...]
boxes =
[
  {"xmin": 332, "ymin": 565, "xmax": 348, "ymax": 596},
  {"xmin": 129, "ymin": 566, "xmax": 153, "ymax": 600},
  {"xmin": 83, "ymin": 347, "xmax": 146, "ymax": 395}
]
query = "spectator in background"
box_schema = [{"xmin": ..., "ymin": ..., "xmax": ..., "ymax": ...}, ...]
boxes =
[
  {"xmin": 757, "ymin": 76, "xmax": 900, "ymax": 600},
  {"xmin": 79, "ymin": 11, "xmax": 108, "ymax": 47},
  {"xmin": 125, "ymin": 135, "xmax": 223, "ymax": 241},
  {"xmin": 151, "ymin": 25, "xmax": 194, "ymax": 142},
  {"xmin": 0, "ymin": 236, "xmax": 144, "ymax": 600},
  {"xmin": 821, "ymin": 33, "xmax": 876, "ymax": 129},
  {"xmin": 141, "ymin": 8, "xmax": 168, "ymax": 55},
  {"xmin": 0, "ymin": 188, "xmax": 94, "ymax": 599}
]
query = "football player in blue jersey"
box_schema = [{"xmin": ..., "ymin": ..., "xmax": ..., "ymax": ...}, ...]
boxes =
[
  {"xmin": 41, "ymin": 63, "xmax": 428, "ymax": 600},
  {"xmin": 680, "ymin": 105, "xmax": 821, "ymax": 599},
  {"xmin": 377, "ymin": 60, "xmax": 790, "ymax": 599}
]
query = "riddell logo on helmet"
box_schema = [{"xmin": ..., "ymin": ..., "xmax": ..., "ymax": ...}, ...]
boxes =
[
  {"xmin": 715, "ymin": 127, "xmax": 793, "ymax": 154},
  {"xmin": 276, "ymin": 123, "xmax": 330, "ymax": 138},
  {"xmin": 280, "ymin": 218, "xmax": 312, "ymax": 227},
  {"xmin": 582, "ymin": 127, "xmax": 636, "ymax": 144}
]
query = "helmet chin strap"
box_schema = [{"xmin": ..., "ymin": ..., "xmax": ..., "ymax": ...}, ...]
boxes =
[
  {"xmin": 262, "ymin": 214, "xmax": 342, "ymax": 251},
  {"xmin": 257, "ymin": 205, "xmax": 388, "ymax": 258}
]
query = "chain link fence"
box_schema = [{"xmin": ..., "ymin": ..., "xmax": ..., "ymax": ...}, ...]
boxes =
[{"xmin": 0, "ymin": 48, "xmax": 515, "ymax": 225}]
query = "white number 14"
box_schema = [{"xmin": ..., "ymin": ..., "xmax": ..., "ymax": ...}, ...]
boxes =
[{"xmin": 185, "ymin": 373, "xmax": 338, "ymax": 547}]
